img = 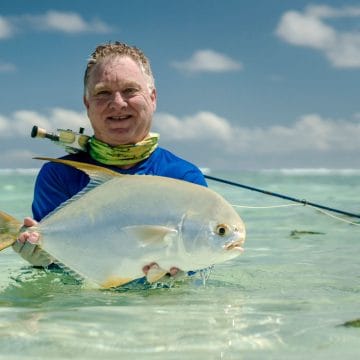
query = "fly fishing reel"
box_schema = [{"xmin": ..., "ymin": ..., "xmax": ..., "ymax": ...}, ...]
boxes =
[{"xmin": 31, "ymin": 126, "xmax": 90, "ymax": 154}]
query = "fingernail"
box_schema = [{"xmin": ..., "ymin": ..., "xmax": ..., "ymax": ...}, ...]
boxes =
[{"xmin": 28, "ymin": 233, "xmax": 39, "ymax": 244}]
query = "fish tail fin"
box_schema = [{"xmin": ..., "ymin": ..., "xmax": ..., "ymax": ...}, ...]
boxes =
[{"xmin": 0, "ymin": 210, "xmax": 22, "ymax": 251}]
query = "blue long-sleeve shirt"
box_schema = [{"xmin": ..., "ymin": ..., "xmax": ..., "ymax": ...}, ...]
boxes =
[{"xmin": 32, "ymin": 147, "xmax": 207, "ymax": 221}]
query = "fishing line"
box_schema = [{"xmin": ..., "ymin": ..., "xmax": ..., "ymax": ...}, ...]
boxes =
[
  {"xmin": 232, "ymin": 203, "xmax": 301, "ymax": 209},
  {"xmin": 307, "ymin": 206, "xmax": 360, "ymax": 226},
  {"xmin": 231, "ymin": 203, "xmax": 360, "ymax": 226},
  {"xmin": 205, "ymin": 174, "xmax": 360, "ymax": 220}
]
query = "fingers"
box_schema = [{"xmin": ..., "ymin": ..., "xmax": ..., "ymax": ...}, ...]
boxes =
[
  {"xmin": 23, "ymin": 217, "xmax": 37, "ymax": 227},
  {"xmin": 12, "ymin": 237, "xmax": 53, "ymax": 267},
  {"xmin": 12, "ymin": 238, "xmax": 26, "ymax": 253},
  {"xmin": 12, "ymin": 230, "xmax": 40, "ymax": 254},
  {"xmin": 17, "ymin": 217, "xmax": 38, "ymax": 243},
  {"xmin": 17, "ymin": 231, "xmax": 40, "ymax": 244},
  {"xmin": 13, "ymin": 240, "xmax": 37, "ymax": 259},
  {"xmin": 169, "ymin": 267, "xmax": 180, "ymax": 276},
  {"xmin": 142, "ymin": 263, "xmax": 182, "ymax": 277},
  {"xmin": 12, "ymin": 217, "xmax": 51, "ymax": 267},
  {"xmin": 17, "ymin": 216, "xmax": 38, "ymax": 243},
  {"xmin": 142, "ymin": 262, "xmax": 158, "ymax": 275}
]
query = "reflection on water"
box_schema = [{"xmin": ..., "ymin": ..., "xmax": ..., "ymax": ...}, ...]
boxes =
[
  {"xmin": 1, "ymin": 171, "xmax": 360, "ymax": 359},
  {"xmin": 0, "ymin": 266, "xmax": 286, "ymax": 359}
]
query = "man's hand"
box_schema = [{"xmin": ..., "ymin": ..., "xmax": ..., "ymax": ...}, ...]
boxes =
[
  {"xmin": 12, "ymin": 217, "xmax": 53, "ymax": 267},
  {"xmin": 142, "ymin": 262, "xmax": 184, "ymax": 283}
]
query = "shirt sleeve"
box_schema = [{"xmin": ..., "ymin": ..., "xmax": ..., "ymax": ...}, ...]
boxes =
[
  {"xmin": 32, "ymin": 162, "xmax": 89, "ymax": 221},
  {"xmin": 182, "ymin": 167, "xmax": 208, "ymax": 186},
  {"xmin": 150, "ymin": 148, "xmax": 208, "ymax": 187}
]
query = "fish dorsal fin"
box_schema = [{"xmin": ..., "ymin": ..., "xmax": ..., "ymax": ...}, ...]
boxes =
[
  {"xmin": 35, "ymin": 157, "xmax": 124, "ymax": 223},
  {"xmin": 123, "ymin": 225, "xmax": 178, "ymax": 247},
  {"xmin": 34, "ymin": 157, "xmax": 122, "ymax": 185}
]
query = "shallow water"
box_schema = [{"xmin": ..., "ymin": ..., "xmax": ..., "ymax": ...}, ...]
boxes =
[{"xmin": 1, "ymin": 169, "xmax": 359, "ymax": 359}]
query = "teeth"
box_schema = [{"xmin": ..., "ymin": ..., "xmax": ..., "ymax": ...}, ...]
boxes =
[{"xmin": 109, "ymin": 115, "xmax": 130, "ymax": 120}]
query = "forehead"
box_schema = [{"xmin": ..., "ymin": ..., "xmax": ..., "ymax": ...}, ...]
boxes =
[{"xmin": 88, "ymin": 56, "xmax": 145, "ymax": 85}]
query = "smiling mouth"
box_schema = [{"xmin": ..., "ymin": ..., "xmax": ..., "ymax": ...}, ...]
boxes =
[{"xmin": 107, "ymin": 115, "xmax": 132, "ymax": 121}]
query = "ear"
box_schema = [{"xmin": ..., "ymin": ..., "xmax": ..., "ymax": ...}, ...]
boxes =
[
  {"xmin": 150, "ymin": 88, "xmax": 157, "ymax": 112},
  {"xmin": 83, "ymin": 95, "xmax": 90, "ymax": 110}
]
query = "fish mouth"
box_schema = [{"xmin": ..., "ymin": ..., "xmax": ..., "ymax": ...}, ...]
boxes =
[{"xmin": 223, "ymin": 239, "xmax": 245, "ymax": 252}]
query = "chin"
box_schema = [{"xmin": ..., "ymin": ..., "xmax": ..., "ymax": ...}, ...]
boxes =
[{"xmin": 105, "ymin": 132, "xmax": 134, "ymax": 145}]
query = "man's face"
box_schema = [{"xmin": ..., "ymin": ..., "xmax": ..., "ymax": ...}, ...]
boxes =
[{"xmin": 84, "ymin": 56, "xmax": 156, "ymax": 146}]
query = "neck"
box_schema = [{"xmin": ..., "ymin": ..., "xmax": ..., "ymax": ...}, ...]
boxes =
[
  {"xmin": 116, "ymin": 163, "xmax": 136, "ymax": 170},
  {"xmin": 88, "ymin": 133, "xmax": 159, "ymax": 166}
]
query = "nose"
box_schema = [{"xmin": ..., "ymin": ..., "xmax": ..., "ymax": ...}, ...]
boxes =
[{"xmin": 109, "ymin": 91, "xmax": 127, "ymax": 109}]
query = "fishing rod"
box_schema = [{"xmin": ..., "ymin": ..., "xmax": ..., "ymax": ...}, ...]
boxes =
[
  {"xmin": 29, "ymin": 125, "xmax": 359, "ymax": 219},
  {"xmin": 204, "ymin": 174, "xmax": 360, "ymax": 220}
]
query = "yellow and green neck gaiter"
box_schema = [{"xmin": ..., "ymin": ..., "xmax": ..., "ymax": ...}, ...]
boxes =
[{"xmin": 89, "ymin": 133, "xmax": 159, "ymax": 166}]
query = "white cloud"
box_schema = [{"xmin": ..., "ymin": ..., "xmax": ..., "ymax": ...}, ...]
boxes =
[
  {"xmin": 276, "ymin": 5, "xmax": 360, "ymax": 68},
  {"xmin": 276, "ymin": 10, "xmax": 335, "ymax": 49},
  {"xmin": 154, "ymin": 111, "xmax": 233, "ymax": 140},
  {"xmin": 305, "ymin": 4, "xmax": 360, "ymax": 18},
  {"xmin": 0, "ymin": 108, "xmax": 91, "ymax": 138},
  {"xmin": 155, "ymin": 111, "xmax": 360, "ymax": 155},
  {"xmin": 0, "ymin": 11, "xmax": 112, "ymax": 39},
  {"xmin": 0, "ymin": 61, "xmax": 16, "ymax": 72},
  {"xmin": 0, "ymin": 114, "xmax": 8, "ymax": 132},
  {"xmin": 8, "ymin": 107, "xmax": 353, "ymax": 153},
  {"xmin": 48, "ymin": 107, "xmax": 92, "ymax": 132},
  {"xmin": 12, "ymin": 110, "xmax": 52, "ymax": 137},
  {"xmin": 232, "ymin": 114, "xmax": 360, "ymax": 153},
  {"xmin": 0, "ymin": 15, "xmax": 13, "ymax": 38},
  {"xmin": 26, "ymin": 10, "xmax": 112, "ymax": 33},
  {"xmin": 1, "ymin": 108, "xmax": 360, "ymax": 169},
  {"xmin": 1, "ymin": 149, "xmax": 37, "ymax": 162},
  {"xmin": 171, "ymin": 49, "xmax": 243, "ymax": 73}
]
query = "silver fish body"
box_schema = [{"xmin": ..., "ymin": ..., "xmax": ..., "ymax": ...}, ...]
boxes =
[{"xmin": 29, "ymin": 159, "xmax": 246, "ymax": 288}]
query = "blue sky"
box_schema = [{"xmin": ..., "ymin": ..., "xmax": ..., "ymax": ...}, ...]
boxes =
[{"xmin": 1, "ymin": 0, "xmax": 360, "ymax": 170}]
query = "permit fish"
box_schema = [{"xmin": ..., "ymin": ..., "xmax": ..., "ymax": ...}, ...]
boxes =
[{"xmin": 0, "ymin": 158, "xmax": 246, "ymax": 288}]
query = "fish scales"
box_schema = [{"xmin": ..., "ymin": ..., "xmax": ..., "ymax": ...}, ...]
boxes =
[{"xmin": 0, "ymin": 159, "xmax": 246, "ymax": 288}]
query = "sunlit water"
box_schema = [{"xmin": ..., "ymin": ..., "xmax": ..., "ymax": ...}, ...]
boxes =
[{"xmin": 0, "ymin": 169, "xmax": 359, "ymax": 359}]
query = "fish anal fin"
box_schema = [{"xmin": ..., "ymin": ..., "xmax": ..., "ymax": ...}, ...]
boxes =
[
  {"xmin": 101, "ymin": 276, "xmax": 134, "ymax": 289},
  {"xmin": 123, "ymin": 225, "xmax": 178, "ymax": 247},
  {"xmin": 34, "ymin": 157, "xmax": 122, "ymax": 184}
]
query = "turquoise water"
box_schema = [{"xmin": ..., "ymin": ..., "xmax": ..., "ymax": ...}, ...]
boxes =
[{"xmin": 0, "ymin": 169, "xmax": 359, "ymax": 359}]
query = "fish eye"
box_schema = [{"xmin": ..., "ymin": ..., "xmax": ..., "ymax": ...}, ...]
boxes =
[{"xmin": 215, "ymin": 224, "xmax": 229, "ymax": 236}]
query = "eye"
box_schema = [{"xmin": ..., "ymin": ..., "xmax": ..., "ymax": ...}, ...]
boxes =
[
  {"xmin": 94, "ymin": 89, "xmax": 111, "ymax": 98},
  {"xmin": 215, "ymin": 224, "xmax": 229, "ymax": 236},
  {"xmin": 123, "ymin": 87, "xmax": 139, "ymax": 96}
]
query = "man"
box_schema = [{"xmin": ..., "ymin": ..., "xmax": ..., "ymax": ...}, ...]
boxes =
[{"xmin": 13, "ymin": 42, "xmax": 207, "ymax": 275}]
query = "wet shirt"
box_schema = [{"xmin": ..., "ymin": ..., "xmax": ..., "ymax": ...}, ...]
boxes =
[{"xmin": 32, "ymin": 147, "xmax": 207, "ymax": 221}]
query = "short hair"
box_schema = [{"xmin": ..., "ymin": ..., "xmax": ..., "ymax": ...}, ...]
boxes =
[{"xmin": 83, "ymin": 41, "xmax": 155, "ymax": 96}]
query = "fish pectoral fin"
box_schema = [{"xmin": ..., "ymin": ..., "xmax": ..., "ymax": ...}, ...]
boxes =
[
  {"xmin": 146, "ymin": 267, "xmax": 168, "ymax": 283},
  {"xmin": 123, "ymin": 225, "xmax": 178, "ymax": 247}
]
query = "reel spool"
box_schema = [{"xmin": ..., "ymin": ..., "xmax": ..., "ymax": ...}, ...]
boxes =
[{"xmin": 31, "ymin": 126, "xmax": 90, "ymax": 154}]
